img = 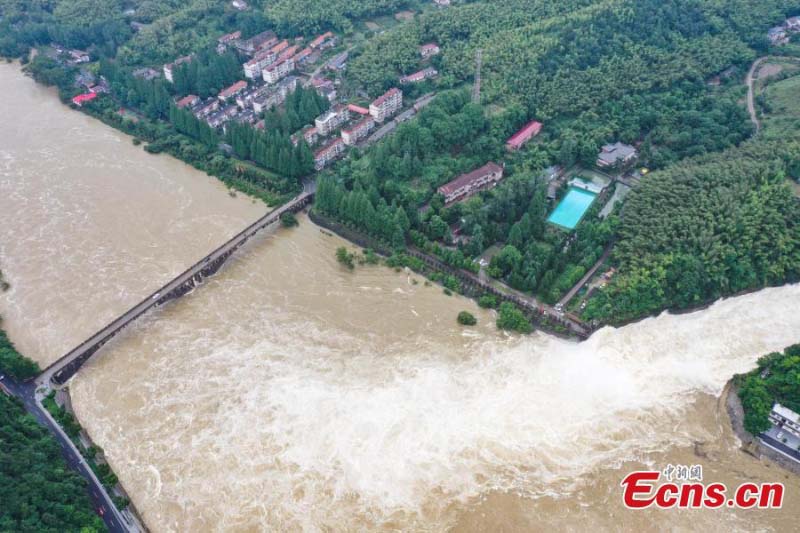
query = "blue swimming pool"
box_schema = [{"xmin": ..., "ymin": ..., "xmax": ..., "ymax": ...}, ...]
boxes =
[{"xmin": 547, "ymin": 187, "xmax": 597, "ymax": 229}]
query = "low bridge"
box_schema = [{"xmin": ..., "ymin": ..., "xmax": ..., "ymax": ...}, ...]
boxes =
[{"xmin": 39, "ymin": 191, "xmax": 314, "ymax": 387}]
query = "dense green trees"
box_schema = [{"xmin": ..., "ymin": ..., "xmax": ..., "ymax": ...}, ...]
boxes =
[
  {"xmin": 496, "ymin": 302, "xmax": 532, "ymax": 333},
  {"xmin": 457, "ymin": 311, "xmax": 477, "ymax": 326},
  {"xmin": 0, "ymin": 394, "xmax": 105, "ymax": 532},
  {"xmin": 736, "ymin": 344, "xmax": 800, "ymax": 435},
  {"xmin": 171, "ymin": 49, "xmax": 242, "ymax": 99},
  {"xmin": 0, "ymin": 330, "xmax": 40, "ymax": 381},
  {"xmin": 266, "ymin": 0, "xmax": 409, "ymax": 35},
  {"xmin": 584, "ymin": 140, "xmax": 800, "ymax": 323}
]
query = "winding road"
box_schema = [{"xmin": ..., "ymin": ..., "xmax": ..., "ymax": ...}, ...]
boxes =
[{"xmin": 746, "ymin": 56, "xmax": 800, "ymax": 134}]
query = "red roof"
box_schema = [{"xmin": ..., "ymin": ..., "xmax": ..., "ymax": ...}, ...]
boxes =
[
  {"xmin": 438, "ymin": 162, "xmax": 503, "ymax": 196},
  {"xmin": 310, "ymin": 31, "xmax": 334, "ymax": 48},
  {"xmin": 314, "ymin": 137, "xmax": 343, "ymax": 157},
  {"xmin": 219, "ymin": 80, "xmax": 248, "ymax": 98},
  {"xmin": 347, "ymin": 104, "xmax": 370, "ymax": 115},
  {"xmin": 506, "ymin": 120, "xmax": 543, "ymax": 149},
  {"xmin": 278, "ymin": 45, "xmax": 299, "ymax": 62},
  {"xmin": 71, "ymin": 92, "xmax": 98, "ymax": 106},
  {"xmin": 371, "ymin": 87, "xmax": 401, "ymax": 107},
  {"xmin": 176, "ymin": 94, "xmax": 199, "ymax": 108},
  {"xmin": 270, "ymin": 40, "xmax": 289, "ymax": 54},
  {"xmin": 218, "ymin": 31, "xmax": 241, "ymax": 43}
]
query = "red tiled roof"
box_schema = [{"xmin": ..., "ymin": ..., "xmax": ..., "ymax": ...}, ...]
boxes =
[
  {"xmin": 314, "ymin": 137, "xmax": 343, "ymax": 157},
  {"xmin": 506, "ymin": 120, "xmax": 543, "ymax": 149},
  {"xmin": 294, "ymin": 47, "xmax": 312, "ymax": 60},
  {"xmin": 342, "ymin": 116, "xmax": 374, "ymax": 134},
  {"xmin": 438, "ymin": 162, "xmax": 503, "ymax": 196},
  {"xmin": 71, "ymin": 92, "xmax": 98, "ymax": 106},
  {"xmin": 219, "ymin": 80, "xmax": 248, "ymax": 98},
  {"xmin": 176, "ymin": 94, "xmax": 199, "ymax": 108},
  {"xmin": 219, "ymin": 31, "xmax": 241, "ymax": 43},
  {"xmin": 270, "ymin": 40, "xmax": 289, "ymax": 54},
  {"xmin": 278, "ymin": 45, "xmax": 299, "ymax": 62},
  {"xmin": 309, "ymin": 31, "xmax": 334, "ymax": 48},
  {"xmin": 347, "ymin": 104, "xmax": 370, "ymax": 115}
]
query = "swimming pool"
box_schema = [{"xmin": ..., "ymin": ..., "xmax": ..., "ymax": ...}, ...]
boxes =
[{"xmin": 547, "ymin": 187, "xmax": 598, "ymax": 229}]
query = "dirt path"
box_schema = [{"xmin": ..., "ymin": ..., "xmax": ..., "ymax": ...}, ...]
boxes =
[{"xmin": 746, "ymin": 55, "xmax": 800, "ymax": 134}]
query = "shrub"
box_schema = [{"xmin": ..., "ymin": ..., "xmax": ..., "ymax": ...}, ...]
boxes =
[{"xmin": 457, "ymin": 311, "xmax": 477, "ymax": 326}]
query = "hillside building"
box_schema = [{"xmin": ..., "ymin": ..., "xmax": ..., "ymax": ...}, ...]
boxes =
[
  {"xmin": 438, "ymin": 162, "xmax": 504, "ymax": 205},
  {"xmin": 369, "ymin": 88, "xmax": 403, "ymax": 123},
  {"xmin": 314, "ymin": 138, "xmax": 346, "ymax": 170},
  {"xmin": 314, "ymin": 104, "xmax": 350, "ymax": 136},
  {"xmin": 341, "ymin": 116, "xmax": 376, "ymax": 145},
  {"xmin": 506, "ymin": 120, "xmax": 543, "ymax": 150}
]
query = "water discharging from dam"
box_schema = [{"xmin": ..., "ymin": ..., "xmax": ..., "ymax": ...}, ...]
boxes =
[{"xmin": 2, "ymin": 63, "xmax": 799, "ymax": 532}]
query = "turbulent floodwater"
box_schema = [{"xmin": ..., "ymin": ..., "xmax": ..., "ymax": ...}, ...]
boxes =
[{"xmin": 1, "ymin": 63, "xmax": 800, "ymax": 532}]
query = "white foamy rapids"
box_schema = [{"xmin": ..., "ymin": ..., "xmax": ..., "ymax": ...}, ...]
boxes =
[{"xmin": 102, "ymin": 284, "xmax": 800, "ymax": 531}]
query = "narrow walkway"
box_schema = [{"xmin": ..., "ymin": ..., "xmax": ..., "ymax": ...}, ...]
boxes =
[{"xmin": 557, "ymin": 243, "xmax": 614, "ymax": 308}]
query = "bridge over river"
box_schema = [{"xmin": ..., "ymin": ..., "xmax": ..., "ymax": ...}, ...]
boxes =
[{"xmin": 38, "ymin": 190, "xmax": 314, "ymax": 387}]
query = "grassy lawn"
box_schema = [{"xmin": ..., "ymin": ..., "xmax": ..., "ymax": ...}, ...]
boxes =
[{"xmin": 761, "ymin": 72, "xmax": 800, "ymax": 138}]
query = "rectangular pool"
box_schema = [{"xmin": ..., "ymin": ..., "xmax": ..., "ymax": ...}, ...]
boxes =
[{"xmin": 547, "ymin": 187, "xmax": 598, "ymax": 229}]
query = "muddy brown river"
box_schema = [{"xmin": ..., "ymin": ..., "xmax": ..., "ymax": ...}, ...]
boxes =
[{"xmin": 1, "ymin": 63, "xmax": 799, "ymax": 532}]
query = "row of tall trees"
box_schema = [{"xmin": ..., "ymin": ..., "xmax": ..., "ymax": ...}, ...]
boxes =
[
  {"xmin": 263, "ymin": 86, "xmax": 330, "ymax": 135},
  {"xmin": 226, "ymin": 123, "xmax": 313, "ymax": 179},
  {"xmin": 171, "ymin": 49, "xmax": 242, "ymax": 99}
]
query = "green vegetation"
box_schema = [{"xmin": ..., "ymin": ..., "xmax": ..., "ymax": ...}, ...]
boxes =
[
  {"xmin": 0, "ymin": 394, "xmax": 106, "ymax": 532},
  {"xmin": 736, "ymin": 344, "xmax": 800, "ymax": 435},
  {"xmin": 478, "ymin": 294, "xmax": 498, "ymax": 309},
  {"xmin": 496, "ymin": 302, "xmax": 532, "ymax": 333},
  {"xmin": 584, "ymin": 139, "xmax": 800, "ymax": 324},
  {"xmin": 280, "ymin": 211, "xmax": 298, "ymax": 228},
  {"xmin": 335, "ymin": 246, "xmax": 356, "ymax": 269},
  {"xmin": 0, "ymin": 329, "xmax": 41, "ymax": 381},
  {"xmin": 457, "ymin": 311, "xmax": 477, "ymax": 326}
]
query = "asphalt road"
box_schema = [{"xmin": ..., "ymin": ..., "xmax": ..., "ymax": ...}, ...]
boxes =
[{"xmin": 1, "ymin": 374, "xmax": 130, "ymax": 532}]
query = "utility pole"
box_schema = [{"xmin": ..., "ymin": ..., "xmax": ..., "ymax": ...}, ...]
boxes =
[{"xmin": 472, "ymin": 48, "xmax": 482, "ymax": 104}]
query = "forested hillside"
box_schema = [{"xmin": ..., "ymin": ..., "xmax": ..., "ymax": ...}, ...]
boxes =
[
  {"xmin": 583, "ymin": 139, "xmax": 800, "ymax": 323},
  {"xmin": 736, "ymin": 344, "xmax": 800, "ymax": 435},
  {"xmin": 0, "ymin": 394, "xmax": 105, "ymax": 532}
]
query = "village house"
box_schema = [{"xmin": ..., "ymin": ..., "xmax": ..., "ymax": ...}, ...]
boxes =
[
  {"xmin": 291, "ymin": 126, "xmax": 319, "ymax": 147},
  {"xmin": 217, "ymin": 30, "xmax": 242, "ymax": 53},
  {"xmin": 207, "ymin": 104, "xmax": 239, "ymax": 129},
  {"xmin": 309, "ymin": 31, "xmax": 337, "ymax": 50},
  {"xmin": 68, "ymin": 49, "xmax": 90, "ymax": 64},
  {"xmin": 341, "ymin": 116, "xmax": 376, "ymax": 145},
  {"xmin": 314, "ymin": 138, "xmax": 346, "ymax": 170},
  {"xmin": 419, "ymin": 43, "xmax": 440, "ymax": 58},
  {"xmin": 218, "ymin": 80, "xmax": 249, "ymax": 102},
  {"xmin": 176, "ymin": 94, "xmax": 200, "ymax": 109},
  {"xmin": 233, "ymin": 109, "xmax": 257, "ymax": 126},
  {"xmin": 348, "ymin": 103, "xmax": 370, "ymax": 116},
  {"xmin": 132, "ymin": 67, "xmax": 160, "ymax": 81},
  {"xmin": 263, "ymin": 58, "xmax": 295, "ymax": 84},
  {"xmin": 252, "ymin": 76, "xmax": 299, "ymax": 113},
  {"xmin": 768, "ymin": 26, "xmax": 789, "ymax": 45},
  {"xmin": 192, "ymin": 98, "xmax": 220, "ymax": 117},
  {"xmin": 235, "ymin": 30, "xmax": 277, "ymax": 55},
  {"xmin": 596, "ymin": 142, "xmax": 637, "ymax": 167},
  {"xmin": 400, "ymin": 67, "xmax": 438, "ymax": 84},
  {"xmin": 71, "ymin": 92, "xmax": 98, "ymax": 107},
  {"xmin": 311, "ymin": 77, "xmax": 337, "ymax": 102},
  {"xmin": 231, "ymin": 0, "xmax": 249, "ymax": 11},
  {"xmin": 369, "ymin": 88, "xmax": 403, "ymax": 122},
  {"xmin": 506, "ymin": 120, "xmax": 543, "ymax": 151},
  {"xmin": 163, "ymin": 55, "xmax": 193, "ymax": 83},
  {"xmin": 438, "ymin": 162, "xmax": 504, "ymax": 205},
  {"xmin": 293, "ymin": 47, "xmax": 314, "ymax": 66},
  {"xmin": 326, "ymin": 52, "xmax": 349, "ymax": 72},
  {"xmin": 315, "ymin": 104, "xmax": 351, "ymax": 136}
]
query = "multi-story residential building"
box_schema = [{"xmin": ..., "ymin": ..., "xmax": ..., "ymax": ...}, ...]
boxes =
[
  {"xmin": 263, "ymin": 58, "xmax": 295, "ymax": 84},
  {"xmin": 293, "ymin": 47, "xmax": 314, "ymax": 65},
  {"xmin": 192, "ymin": 98, "xmax": 220, "ymax": 117},
  {"xmin": 341, "ymin": 116, "xmax": 375, "ymax": 145},
  {"xmin": 218, "ymin": 80, "xmax": 248, "ymax": 102},
  {"xmin": 419, "ymin": 43, "xmax": 440, "ymax": 58},
  {"xmin": 277, "ymin": 45, "xmax": 299, "ymax": 63},
  {"xmin": 314, "ymin": 104, "xmax": 350, "ymax": 136},
  {"xmin": 271, "ymin": 40, "xmax": 290, "ymax": 56},
  {"xmin": 163, "ymin": 55, "xmax": 193, "ymax": 83},
  {"xmin": 310, "ymin": 77, "xmax": 337, "ymax": 102},
  {"xmin": 437, "ymin": 162, "xmax": 504, "ymax": 205},
  {"xmin": 176, "ymin": 94, "xmax": 200, "ymax": 109},
  {"xmin": 243, "ymin": 49, "xmax": 277, "ymax": 78},
  {"xmin": 400, "ymin": 67, "xmax": 438, "ymax": 84},
  {"xmin": 369, "ymin": 88, "xmax": 403, "ymax": 123},
  {"xmin": 252, "ymin": 76, "xmax": 299, "ymax": 113},
  {"xmin": 769, "ymin": 403, "xmax": 800, "ymax": 439},
  {"xmin": 291, "ymin": 126, "xmax": 319, "ymax": 147},
  {"xmin": 206, "ymin": 104, "xmax": 239, "ymax": 129},
  {"xmin": 325, "ymin": 52, "xmax": 348, "ymax": 72},
  {"xmin": 314, "ymin": 138, "xmax": 346, "ymax": 170}
]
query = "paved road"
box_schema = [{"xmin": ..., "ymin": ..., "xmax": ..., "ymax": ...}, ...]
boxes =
[{"xmin": 1, "ymin": 375, "xmax": 132, "ymax": 532}]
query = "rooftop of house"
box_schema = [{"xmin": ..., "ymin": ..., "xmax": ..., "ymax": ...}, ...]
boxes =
[
  {"xmin": 219, "ymin": 80, "xmax": 248, "ymax": 98},
  {"xmin": 773, "ymin": 403, "xmax": 800, "ymax": 424},
  {"xmin": 348, "ymin": 104, "xmax": 370, "ymax": 115},
  {"xmin": 314, "ymin": 137, "xmax": 344, "ymax": 156},
  {"xmin": 310, "ymin": 31, "xmax": 335, "ymax": 48},
  {"xmin": 439, "ymin": 162, "xmax": 503, "ymax": 196},
  {"xmin": 598, "ymin": 142, "xmax": 637, "ymax": 164},
  {"xmin": 506, "ymin": 120, "xmax": 543, "ymax": 148},
  {"xmin": 219, "ymin": 30, "xmax": 242, "ymax": 43},
  {"xmin": 176, "ymin": 94, "xmax": 200, "ymax": 108}
]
